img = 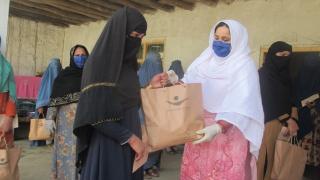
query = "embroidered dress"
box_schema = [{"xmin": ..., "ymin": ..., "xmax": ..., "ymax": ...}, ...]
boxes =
[
  {"xmin": 180, "ymin": 112, "xmax": 255, "ymax": 180},
  {"xmin": 47, "ymin": 103, "xmax": 78, "ymax": 180}
]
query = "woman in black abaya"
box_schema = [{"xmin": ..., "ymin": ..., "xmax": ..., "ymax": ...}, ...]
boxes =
[{"xmin": 73, "ymin": 7, "xmax": 149, "ymax": 180}]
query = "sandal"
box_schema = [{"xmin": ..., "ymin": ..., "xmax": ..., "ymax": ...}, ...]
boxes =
[
  {"xmin": 147, "ymin": 167, "xmax": 160, "ymax": 177},
  {"xmin": 144, "ymin": 171, "xmax": 152, "ymax": 179}
]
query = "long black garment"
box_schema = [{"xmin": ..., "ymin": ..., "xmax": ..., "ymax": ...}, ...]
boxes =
[
  {"xmin": 294, "ymin": 57, "xmax": 320, "ymax": 139},
  {"xmin": 259, "ymin": 41, "xmax": 293, "ymax": 123},
  {"xmin": 73, "ymin": 7, "xmax": 147, "ymax": 180}
]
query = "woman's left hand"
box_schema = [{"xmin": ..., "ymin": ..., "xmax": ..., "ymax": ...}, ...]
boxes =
[
  {"xmin": 193, "ymin": 124, "xmax": 222, "ymax": 144},
  {"xmin": 287, "ymin": 118, "xmax": 299, "ymax": 136},
  {"xmin": 149, "ymin": 72, "xmax": 168, "ymax": 88}
]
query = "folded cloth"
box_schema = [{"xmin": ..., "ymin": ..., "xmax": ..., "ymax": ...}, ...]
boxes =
[{"xmin": 15, "ymin": 76, "xmax": 41, "ymax": 100}]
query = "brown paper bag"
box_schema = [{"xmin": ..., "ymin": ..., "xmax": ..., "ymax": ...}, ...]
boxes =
[
  {"xmin": 0, "ymin": 136, "xmax": 21, "ymax": 180},
  {"xmin": 141, "ymin": 83, "xmax": 204, "ymax": 152},
  {"xmin": 28, "ymin": 118, "xmax": 52, "ymax": 141},
  {"xmin": 271, "ymin": 136, "xmax": 307, "ymax": 180}
]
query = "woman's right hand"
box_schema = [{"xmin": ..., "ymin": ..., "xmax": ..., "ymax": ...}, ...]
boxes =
[
  {"xmin": 37, "ymin": 108, "xmax": 44, "ymax": 115},
  {"xmin": 150, "ymin": 72, "xmax": 168, "ymax": 88},
  {"xmin": 128, "ymin": 134, "xmax": 146, "ymax": 161}
]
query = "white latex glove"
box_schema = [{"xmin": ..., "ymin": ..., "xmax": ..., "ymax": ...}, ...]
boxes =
[
  {"xmin": 193, "ymin": 124, "xmax": 222, "ymax": 144},
  {"xmin": 45, "ymin": 120, "xmax": 56, "ymax": 135},
  {"xmin": 166, "ymin": 70, "xmax": 179, "ymax": 85}
]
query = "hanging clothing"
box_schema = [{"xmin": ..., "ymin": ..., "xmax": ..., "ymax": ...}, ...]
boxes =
[
  {"xmin": 138, "ymin": 51, "xmax": 163, "ymax": 87},
  {"xmin": 259, "ymin": 41, "xmax": 293, "ymax": 123},
  {"xmin": 169, "ymin": 60, "xmax": 184, "ymax": 79},
  {"xmin": 49, "ymin": 45, "xmax": 88, "ymax": 107},
  {"xmin": 14, "ymin": 76, "xmax": 41, "ymax": 100},
  {"xmin": 181, "ymin": 19, "xmax": 264, "ymax": 159},
  {"xmin": 47, "ymin": 44, "xmax": 88, "ymax": 180},
  {"xmin": 73, "ymin": 7, "xmax": 147, "ymax": 180},
  {"xmin": 36, "ymin": 58, "xmax": 62, "ymax": 109}
]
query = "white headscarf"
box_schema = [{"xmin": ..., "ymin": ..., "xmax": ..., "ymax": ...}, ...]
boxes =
[{"xmin": 182, "ymin": 20, "xmax": 264, "ymax": 158}]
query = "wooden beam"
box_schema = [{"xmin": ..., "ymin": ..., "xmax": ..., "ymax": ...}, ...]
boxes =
[
  {"xmin": 158, "ymin": 0, "xmax": 195, "ymax": 11},
  {"xmin": 222, "ymin": 0, "xmax": 236, "ymax": 4},
  {"xmin": 28, "ymin": 0, "xmax": 107, "ymax": 20},
  {"xmin": 197, "ymin": 0, "xmax": 219, "ymax": 6},
  {"xmin": 68, "ymin": 0, "xmax": 114, "ymax": 15},
  {"xmin": 10, "ymin": 8, "xmax": 69, "ymax": 27},
  {"xmin": 86, "ymin": 0, "xmax": 123, "ymax": 10},
  {"xmin": 10, "ymin": 2, "xmax": 79, "ymax": 25},
  {"xmin": 12, "ymin": 0, "xmax": 94, "ymax": 23},
  {"xmin": 131, "ymin": 0, "xmax": 175, "ymax": 12},
  {"xmin": 109, "ymin": 0, "xmax": 155, "ymax": 13}
]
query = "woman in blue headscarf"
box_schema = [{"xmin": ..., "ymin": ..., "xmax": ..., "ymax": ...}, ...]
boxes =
[
  {"xmin": 169, "ymin": 60, "xmax": 184, "ymax": 80},
  {"xmin": 32, "ymin": 58, "xmax": 62, "ymax": 147},
  {"xmin": 138, "ymin": 51, "xmax": 163, "ymax": 87},
  {"xmin": 36, "ymin": 58, "xmax": 62, "ymax": 115},
  {"xmin": 138, "ymin": 51, "xmax": 163, "ymax": 178}
]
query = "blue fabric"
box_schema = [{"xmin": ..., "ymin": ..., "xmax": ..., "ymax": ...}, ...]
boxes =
[
  {"xmin": 73, "ymin": 55, "xmax": 87, "ymax": 69},
  {"xmin": 138, "ymin": 52, "xmax": 163, "ymax": 87},
  {"xmin": 36, "ymin": 58, "xmax": 62, "ymax": 109},
  {"xmin": 143, "ymin": 151, "xmax": 162, "ymax": 170},
  {"xmin": 212, "ymin": 40, "xmax": 231, "ymax": 57},
  {"xmin": 169, "ymin": 60, "xmax": 184, "ymax": 79}
]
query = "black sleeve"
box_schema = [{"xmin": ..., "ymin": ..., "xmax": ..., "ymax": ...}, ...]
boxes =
[{"xmin": 93, "ymin": 122, "xmax": 132, "ymax": 145}]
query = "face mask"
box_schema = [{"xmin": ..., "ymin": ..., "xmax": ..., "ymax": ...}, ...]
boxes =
[
  {"xmin": 124, "ymin": 36, "xmax": 141, "ymax": 60},
  {"xmin": 73, "ymin": 55, "xmax": 87, "ymax": 68},
  {"xmin": 212, "ymin": 40, "xmax": 231, "ymax": 58},
  {"xmin": 273, "ymin": 55, "xmax": 291, "ymax": 71}
]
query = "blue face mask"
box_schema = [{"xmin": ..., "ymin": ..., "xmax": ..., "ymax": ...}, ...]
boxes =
[
  {"xmin": 73, "ymin": 55, "xmax": 87, "ymax": 68},
  {"xmin": 212, "ymin": 41, "xmax": 231, "ymax": 57}
]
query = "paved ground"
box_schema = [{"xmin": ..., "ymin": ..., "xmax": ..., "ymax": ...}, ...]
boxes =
[{"xmin": 17, "ymin": 140, "xmax": 181, "ymax": 180}]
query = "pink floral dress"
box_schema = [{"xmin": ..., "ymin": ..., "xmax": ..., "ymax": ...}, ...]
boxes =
[{"xmin": 180, "ymin": 111, "xmax": 256, "ymax": 180}]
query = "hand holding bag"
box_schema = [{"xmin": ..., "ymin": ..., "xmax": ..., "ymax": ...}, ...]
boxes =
[
  {"xmin": 28, "ymin": 114, "xmax": 53, "ymax": 141},
  {"xmin": 271, "ymin": 135, "xmax": 307, "ymax": 180},
  {"xmin": 141, "ymin": 83, "xmax": 204, "ymax": 152},
  {"xmin": 0, "ymin": 134, "xmax": 21, "ymax": 180}
]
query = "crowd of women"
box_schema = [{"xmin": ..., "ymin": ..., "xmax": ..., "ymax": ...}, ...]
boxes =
[{"xmin": 0, "ymin": 6, "xmax": 319, "ymax": 180}]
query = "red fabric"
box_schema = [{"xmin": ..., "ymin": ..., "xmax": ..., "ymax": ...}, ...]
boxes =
[
  {"xmin": 0, "ymin": 92, "xmax": 16, "ymax": 117},
  {"xmin": 216, "ymin": 120, "xmax": 232, "ymax": 133},
  {"xmin": 15, "ymin": 76, "xmax": 41, "ymax": 99}
]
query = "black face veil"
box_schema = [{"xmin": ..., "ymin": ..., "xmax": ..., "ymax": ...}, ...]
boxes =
[{"xmin": 73, "ymin": 7, "xmax": 147, "ymax": 168}]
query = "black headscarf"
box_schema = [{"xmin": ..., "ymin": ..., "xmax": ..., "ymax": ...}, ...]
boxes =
[
  {"xmin": 294, "ymin": 57, "xmax": 320, "ymax": 139},
  {"xmin": 259, "ymin": 41, "xmax": 293, "ymax": 123},
  {"xmin": 73, "ymin": 7, "xmax": 147, "ymax": 168},
  {"xmin": 49, "ymin": 44, "xmax": 89, "ymax": 106}
]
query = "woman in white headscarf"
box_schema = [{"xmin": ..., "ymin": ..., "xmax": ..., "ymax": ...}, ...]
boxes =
[{"xmin": 179, "ymin": 20, "xmax": 264, "ymax": 180}]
